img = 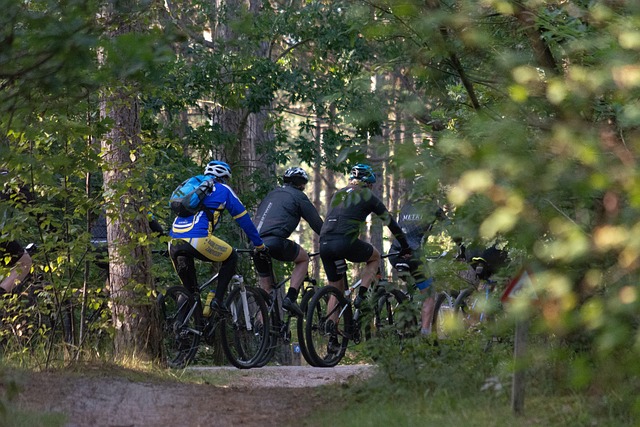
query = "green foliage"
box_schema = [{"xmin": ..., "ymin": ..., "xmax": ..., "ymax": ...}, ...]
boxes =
[
  {"xmin": 312, "ymin": 331, "xmax": 638, "ymax": 426},
  {"xmin": 2, "ymin": 0, "xmax": 640, "ymax": 397}
]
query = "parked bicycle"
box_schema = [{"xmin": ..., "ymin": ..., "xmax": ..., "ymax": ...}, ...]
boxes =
[
  {"xmin": 303, "ymin": 253, "xmax": 411, "ymax": 367},
  {"xmin": 253, "ymin": 252, "xmax": 320, "ymax": 367},
  {"xmin": 157, "ymin": 249, "xmax": 269, "ymax": 369}
]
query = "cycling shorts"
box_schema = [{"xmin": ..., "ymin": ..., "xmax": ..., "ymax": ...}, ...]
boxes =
[
  {"xmin": 0, "ymin": 240, "xmax": 26, "ymax": 267},
  {"xmin": 388, "ymin": 253, "xmax": 427, "ymax": 283},
  {"xmin": 169, "ymin": 235, "xmax": 232, "ymax": 263},
  {"xmin": 319, "ymin": 237, "xmax": 374, "ymax": 282},
  {"xmin": 253, "ymin": 236, "xmax": 301, "ymax": 278}
]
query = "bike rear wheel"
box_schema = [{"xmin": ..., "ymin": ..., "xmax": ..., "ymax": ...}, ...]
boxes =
[
  {"xmin": 252, "ymin": 290, "xmax": 278, "ymax": 368},
  {"xmin": 158, "ymin": 286, "xmax": 202, "ymax": 369},
  {"xmin": 220, "ymin": 286, "xmax": 269, "ymax": 369},
  {"xmin": 296, "ymin": 287, "xmax": 316, "ymax": 366},
  {"xmin": 304, "ymin": 285, "xmax": 352, "ymax": 368}
]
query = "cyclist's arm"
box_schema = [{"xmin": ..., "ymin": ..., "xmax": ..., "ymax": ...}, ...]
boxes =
[
  {"xmin": 299, "ymin": 194, "xmax": 323, "ymax": 235},
  {"xmin": 222, "ymin": 186, "xmax": 264, "ymax": 247},
  {"xmin": 372, "ymin": 196, "xmax": 410, "ymax": 249}
]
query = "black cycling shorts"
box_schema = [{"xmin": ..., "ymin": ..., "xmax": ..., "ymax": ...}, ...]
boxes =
[
  {"xmin": 319, "ymin": 237, "xmax": 374, "ymax": 282},
  {"xmin": 388, "ymin": 253, "xmax": 427, "ymax": 283},
  {"xmin": 0, "ymin": 240, "xmax": 26, "ymax": 267},
  {"xmin": 253, "ymin": 236, "xmax": 301, "ymax": 278}
]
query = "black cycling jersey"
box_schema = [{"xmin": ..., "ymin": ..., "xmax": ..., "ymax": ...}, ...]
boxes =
[
  {"xmin": 320, "ymin": 184, "xmax": 408, "ymax": 248},
  {"xmin": 390, "ymin": 201, "xmax": 433, "ymax": 252},
  {"xmin": 254, "ymin": 184, "xmax": 323, "ymax": 238}
]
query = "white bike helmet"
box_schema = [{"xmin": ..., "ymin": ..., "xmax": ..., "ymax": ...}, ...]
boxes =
[
  {"xmin": 283, "ymin": 167, "xmax": 309, "ymax": 187},
  {"xmin": 204, "ymin": 160, "xmax": 232, "ymax": 182}
]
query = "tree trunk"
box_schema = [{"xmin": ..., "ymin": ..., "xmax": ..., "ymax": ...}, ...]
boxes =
[
  {"xmin": 311, "ymin": 114, "xmax": 323, "ymax": 278},
  {"xmin": 101, "ymin": 0, "xmax": 161, "ymax": 362}
]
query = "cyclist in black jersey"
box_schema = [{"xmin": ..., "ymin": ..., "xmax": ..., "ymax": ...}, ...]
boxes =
[
  {"xmin": 319, "ymin": 164, "xmax": 412, "ymax": 309},
  {"xmin": 252, "ymin": 167, "xmax": 323, "ymax": 317},
  {"xmin": 389, "ymin": 201, "xmax": 445, "ymax": 335}
]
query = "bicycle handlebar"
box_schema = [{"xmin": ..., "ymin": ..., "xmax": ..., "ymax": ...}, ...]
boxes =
[
  {"xmin": 236, "ymin": 248, "xmax": 255, "ymax": 254},
  {"xmin": 237, "ymin": 248, "xmax": 320, "ymax": 257}
]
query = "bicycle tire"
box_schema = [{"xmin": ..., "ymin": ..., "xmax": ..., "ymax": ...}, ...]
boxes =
[
  {"xmin": 304, "ymin": 285, "xmax": 352, "ymax": 368},
  {"xmin": 432, "ymin": 290, "xmax": 460, "ymax": 339},
  {"xmin": 220, "ymin": 286, "xmax": 269, "ymax": 369},
  {"xmin": 296, "ymin": 287, "xmax": 316, "ymax": 366},
  {"xmin": 252, "ymin": 289, "xmax": 277, "ymax": 368},
  {"xmin": 253, "ymin": 327, "xmax": 277, "ymax": 367},
  {"xmin": 158, "ymin": 286, "xmax": 202, "ymax": 369},
  {"xmin": 375, "ymin": 289, "xmax": 412, "ymax": 337},
  {"xmin": 454, "ymin": 287, "xmax": 482, "ymax": 329}
]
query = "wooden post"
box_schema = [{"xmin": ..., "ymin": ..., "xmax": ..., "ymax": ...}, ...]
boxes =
[{"xmin": 511, "ymin": 318, "xmax": 529, "ymax": 415}]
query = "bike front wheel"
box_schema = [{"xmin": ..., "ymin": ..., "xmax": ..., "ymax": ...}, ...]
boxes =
[
  {"xmin": 158, "ymin": 286, "xmax": 202, "ymax": 369},
  {"xmin": 304, "ymin": 285, "xmax": 352, "ymax": 368},
  {"xmin": 375, "ymin": 289, "xmax": 414, "ymax": 338},
  {"xmin": 220, "ymin": 286, "xmax": 269, "ymax": 369},
  {"xmin": 432, "ymin": 290, "xmax": 460, "ymax": 339}
]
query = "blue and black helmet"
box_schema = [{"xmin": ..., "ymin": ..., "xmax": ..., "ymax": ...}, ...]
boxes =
[
  {"xmin": 204, "ymin": 160, "xmax": 232, "ymax": 182},
  {"xmin": 349, "ymin": 163, "xmax": 376, "ymax": 184}
]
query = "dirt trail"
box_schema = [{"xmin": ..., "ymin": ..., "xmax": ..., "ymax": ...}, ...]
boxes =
[{"xmin": 13, "ymin": 365, "xmax": 375, "ymax": 427}]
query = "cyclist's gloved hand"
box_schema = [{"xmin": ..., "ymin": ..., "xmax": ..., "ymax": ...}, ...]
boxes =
[
  {"xmin": 399, "ymin": 246, "xmax": 412, "ymax": 258},
  {"xmin": 254, "ymin": 243, "xmax": 270, "ymax": 258}
]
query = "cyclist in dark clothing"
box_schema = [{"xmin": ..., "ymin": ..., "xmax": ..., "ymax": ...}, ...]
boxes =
[
  {"xmin": 388, "ymin": 201, "xmax": 445, "ymax": 335},
  {"xmin": 319, "ymin": 164, "xmax": 412, "ymax": 309},
  {"xmin": 0, "ymin": 169, "xmax": 33, "ymax": 295},
  {"xmin": 253, "ymin": 167, "xmax": 323, "ymax": 317}
]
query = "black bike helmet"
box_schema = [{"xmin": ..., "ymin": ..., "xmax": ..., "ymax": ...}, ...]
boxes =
[{"xmin": 283, "ymin": 167, "xmax": 309, "ymax": 187}]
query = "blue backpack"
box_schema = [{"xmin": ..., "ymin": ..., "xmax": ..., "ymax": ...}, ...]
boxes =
[{"xmin": 169, "ymin": 174, "xmax": 214, "ymax": 218}]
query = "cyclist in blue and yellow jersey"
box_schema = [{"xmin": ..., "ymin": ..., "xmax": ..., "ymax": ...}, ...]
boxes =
[
  {"xmin": 168, "ymin": 160, "xmax": 266, "ymax": 314},
  {"xmin": 319, "ymin": 164, "xmax": 412, "ymax": 310},
  {"xmin": 252, "ymin": 167, "xmax": 323, "ymax": 317}
]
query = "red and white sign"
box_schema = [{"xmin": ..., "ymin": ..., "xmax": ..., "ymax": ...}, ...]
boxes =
[{"xmin": 501, "ymin": 268, "xmax": 537, "ymax": 303}]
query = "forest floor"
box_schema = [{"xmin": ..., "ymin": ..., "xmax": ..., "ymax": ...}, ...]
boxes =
[{"xmin": 9, "ymin": 364, "xmax": 375, "ymax": 427}]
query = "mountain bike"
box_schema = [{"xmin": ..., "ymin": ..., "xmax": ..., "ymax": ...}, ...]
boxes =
[
  {"xmin": 253, "ymin": 252, "xmax": 319, "ymax": 367},
  {"xmin": 303, "ymin": 253, "xmax": 410, "ymax": 368},
  {"xmin": 157, "ymin": 249, "xmax": 269, "ymax": 369},
  {"xmin": 431, "ymin": 254, "xmax": 505, "ymax": 340}
]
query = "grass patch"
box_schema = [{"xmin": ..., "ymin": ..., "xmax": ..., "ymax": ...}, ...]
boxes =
[{"xmin": 306, "ymin": 331, "xmax": 639, "ymax": 427}]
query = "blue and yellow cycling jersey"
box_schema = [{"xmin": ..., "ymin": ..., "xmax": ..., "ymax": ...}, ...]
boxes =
[{"xmin": 170, "ymin": 181, "xmax": 263, "ymax": 246}]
